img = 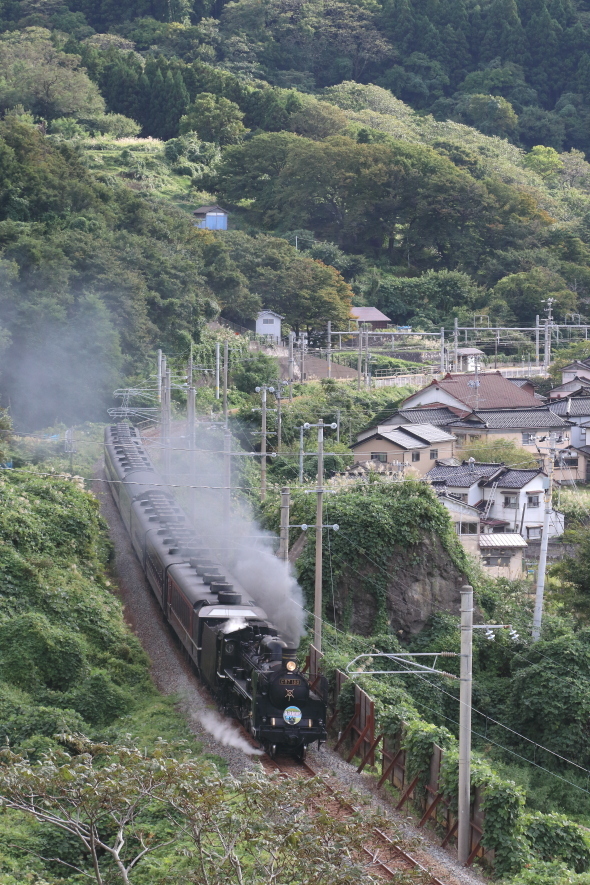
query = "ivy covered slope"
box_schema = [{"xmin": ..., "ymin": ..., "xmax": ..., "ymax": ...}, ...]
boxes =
[
  {"xmin": 263, "ymin": 480, "xmax": 471, "ymax": 635},
  {"xmin": 0, "ymin": 469, "xmax": 200, "ymax": 755}
]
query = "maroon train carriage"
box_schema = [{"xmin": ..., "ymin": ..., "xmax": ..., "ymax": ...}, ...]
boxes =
[{"xmin": 104, "ymin": 424, "xmax": 327, "ymax": 758}]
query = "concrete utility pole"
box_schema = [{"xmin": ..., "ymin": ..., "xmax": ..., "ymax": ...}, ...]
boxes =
[
  {"xmin": 164, "ymin": 368, "xmax": 172, "ymax": 477},
  {"xmin": 315, "ymin": 419, "xmax": 324, "ymax": 652},
  {"xmin": 299, "ymin": 425, "xmax": 304, "ymax": 483},
  {"xmin": 303, "ymin": 419, "xmax": 337, "ymax": 653},
  {"xmin": 535, "ymin": 315, "xmax": 540, "ymax": 367},
  {"xmin": 327, "ymin": 321, "xmax": 332, "ymax": 379},
  {"xmin": 364, "ymin": 328, "xmax": 371, "ymax": 388},
  {"xmin": 187, "ymin": 343, "xmax": 193, "ymax": 387},
  {"xmin": 254, "ymin": 385, "xmax": 275, "ymax": 502},
  {"xmin": 357, "ymin": 330, "xmax": 362, "ymax": 390},
  {"xmin": 215, "ymin": 341, "xmax": 220, "ymax": 400},
  {"xmin": 288, "ymin": 331, "xmax": 295, "ymax": 400},
  {"xmin": 458, "ymin": 585, "xmax": 474, "ymax": 866},
  {"xmin": 279, "ymin": 486, "xmax": 290, "ymax": 562},
  {"xmin": 223, "ymin": 429, "xmax": 231, "ymax": 524},
  {"xmin": 188, "ymin": 384, "xmax": 196, "ymax": 523},
  {"xmin": 532, "ymin": 431, "xmax": 556, "ymax": 641},
  {"xmin": 223, "ymin": 340, "xmax": 228, "ymax": 426},
  {"xmin": 454, "ymin": 317, "xmax": 459, "ymax": 373},
  {"xmin": 440, "ymin": 328, "xmax": 445, "ymax": 373},
  {"xmin": 544, "ymin": 298, "xmax": 555, "ymax": 371},
  {"xmin": 157, "ymin": 349, "xmax": 162, "ymax": 402}
]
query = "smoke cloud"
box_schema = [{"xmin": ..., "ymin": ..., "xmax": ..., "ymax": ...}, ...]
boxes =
[
  {"xmin": 193, "ymin": 709, "xmax": 264, "ymax": 755},
  {"xmin": 150, "ymin": 424, "xmax": 306, "ymax": 646}
]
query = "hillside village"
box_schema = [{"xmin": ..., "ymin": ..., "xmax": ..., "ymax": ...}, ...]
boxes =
[{"xmin": 347, "ymin": 366, "xmax": 581, "ymax": 579}]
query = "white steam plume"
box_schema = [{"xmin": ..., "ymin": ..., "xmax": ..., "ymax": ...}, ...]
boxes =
[
  {"xmin": 193, "ymin": 709, "xmax": 264, "ymax": 755},
  {"xmin": 158, "ymin": 425, "xmax": 307, "ymax": 645}
]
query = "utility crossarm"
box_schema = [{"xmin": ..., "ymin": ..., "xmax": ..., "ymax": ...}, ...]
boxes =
[{"xmin": 345, "ymin": 652, "xmax": 459, "ymax": 679}]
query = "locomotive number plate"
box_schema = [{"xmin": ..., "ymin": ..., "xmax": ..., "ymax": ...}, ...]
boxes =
[{"xmin": 279, "ymin": 678, "xmax": 299, "ymax": 685}]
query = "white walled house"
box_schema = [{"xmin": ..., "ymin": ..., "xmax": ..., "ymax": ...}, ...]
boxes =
[
  {"xmin": 438, "ymin": 491, "xmax": 528, "ymax": 579},
  {"xmin": 256, "ymin": 310, "xmax": 283, "ymax": 342},
  {"xmin": 426, "ymin": 462, "xmax": 564, "ymax": 541}
]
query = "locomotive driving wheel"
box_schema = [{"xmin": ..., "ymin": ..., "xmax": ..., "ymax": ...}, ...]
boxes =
[{"xmin": 293, "ymin": 744, "xmax": 306, "ymax": 763}]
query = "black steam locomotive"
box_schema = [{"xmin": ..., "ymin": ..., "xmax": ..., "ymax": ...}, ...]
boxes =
[{"xmin": 104, "ymin": 423, "xmax": 327, "ymax": 758}]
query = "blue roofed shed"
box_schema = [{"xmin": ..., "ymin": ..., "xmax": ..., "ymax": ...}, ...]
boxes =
[{"xmin": 193, "ymin": 205, "xmax": 228, "ymax": 230}]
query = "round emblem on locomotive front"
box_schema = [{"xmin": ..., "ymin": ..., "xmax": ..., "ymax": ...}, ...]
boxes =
[{"xmin": 283, "ymin": 705, "xmax": 302, "ymax": 725}]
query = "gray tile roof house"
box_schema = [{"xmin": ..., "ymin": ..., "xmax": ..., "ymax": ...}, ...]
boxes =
[
  {"xmin": 549, "ymin": 397, "xmax": 590, "ymax": 417},
  {"xmin": 482, "ymin": 469, "xmax": 542, "ymax": 488},
  {"xmin": 426, "ymin": 462, "xmax": 503, "ymax": 487},
  {"xmin": 425, "ymin": 462, "xmax": 543, "ymax": 489},
  {"xmin": 389, "ymin": 407, "xmax": 468, "ymax": 426},
  {"xmin": 472, "ymin": 408, "xmax": 570, "ymax": 429}
]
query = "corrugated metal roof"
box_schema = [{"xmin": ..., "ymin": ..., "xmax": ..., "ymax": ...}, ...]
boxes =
[
  {"xmin": 379, "ymin": 429, "xmax": 424, "ymax": 449},
  {"xmin": 350, "ymin": 307, "xmax": 391, "ymax": 322},
  {"xmin": 473, "ymin": 408, "xmax": 568, "ymax": 428},
  {"xmin": 401, "ymin": 424, "xmax": 456, "ymax": 444},
  {"xmin": 479, "ymin": 533, "xmax": 528, "ymax": 548}
]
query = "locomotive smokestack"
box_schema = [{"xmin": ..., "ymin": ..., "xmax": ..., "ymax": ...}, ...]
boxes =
[{"xmin": 282, "ymin": 648, "xmax": 298, "ymax": 671}]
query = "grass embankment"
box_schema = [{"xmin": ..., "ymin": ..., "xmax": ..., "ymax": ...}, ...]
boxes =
[{"xmin": 0, "ymin": 468, "xmax": 210, "ymax": 883}]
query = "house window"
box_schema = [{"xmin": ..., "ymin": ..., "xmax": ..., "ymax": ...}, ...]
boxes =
[
  {"xmin": 430, "ymin": 449, "xmax": 439, "ymax": 460},
  {"xmin": 503, "ymin": 495, "xmax": 518, "ymax": 508},
  {"xmin": 262, "ymin": 318, "xmax": 275, "ymax": 325},
  {"xmin": 371, "ymin": 452, "xmax": 387, "ymax": 463},
  {"xmin": 469, "ymin": 435, "xmax": 481, "ymax": 442},
  {"xmin": 527, "ymin": 526, "xmax": 542, "ymax": 540},
  {"xmin": 522, "ymin": 432, "xmax": 536, "ymax": 445},
  {"xmin": 492, "ymin": 526, "xmax": 505, "ymax": 533},
  {"xmin": 527, "ymin": 495, "xmax": 540, "ymax": 508},
  {"xmin": 581, "ymin": 428, "xmax": 587, "ymax": 443},
  {"xmin": 412, "ymin": 452, "xmax": 421, "ymax": 462},
  {"xmin": 483, "ymin": 555, "xmax": 512, "ymax": 567},
  {"xmin": 455, "ymin": 434, "xmax": 465, "ymax": 448},
  {"xmin": 455, "ymin": 522, "xmax": 478, "ymax": 535},
  {"xmin": 563, "ymin": 458, "xmax": 579, "ymax": 467}
]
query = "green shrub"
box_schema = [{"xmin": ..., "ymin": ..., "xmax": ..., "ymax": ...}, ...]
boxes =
[{"xmin": 524, "ymin": 812, "xmax": 590, "ymax": 874}]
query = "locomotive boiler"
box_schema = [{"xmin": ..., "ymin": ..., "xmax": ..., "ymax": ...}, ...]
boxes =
[{"xmin": 104, "ymin": 423, "xmax": 327, "ymax": 758}]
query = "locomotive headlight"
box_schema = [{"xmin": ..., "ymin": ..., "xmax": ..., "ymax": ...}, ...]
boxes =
[{"xmin": 286, "ymin": 660, "xmax": 297, "ymax": 672}]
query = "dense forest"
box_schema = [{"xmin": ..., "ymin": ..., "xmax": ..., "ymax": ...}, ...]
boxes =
[{"xmin": 2, "ymin": 0, "xmax": 590, "ymax": 425}]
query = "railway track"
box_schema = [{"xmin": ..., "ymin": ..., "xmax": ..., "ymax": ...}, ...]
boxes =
[{"xmin": 262, "ymin": 753, "xmax": 448, "ymax": 885}]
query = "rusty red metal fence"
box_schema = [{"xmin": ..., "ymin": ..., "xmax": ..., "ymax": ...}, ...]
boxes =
[{"xmin": 312, "ymin": 663, "xmax": 490, "ymax": 866}]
